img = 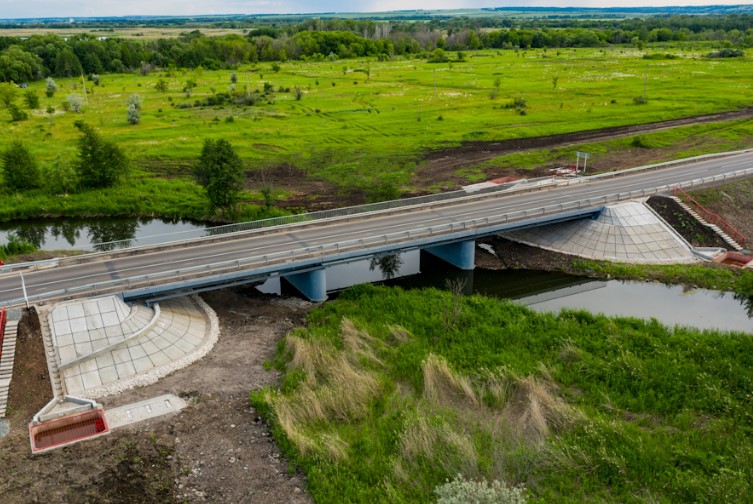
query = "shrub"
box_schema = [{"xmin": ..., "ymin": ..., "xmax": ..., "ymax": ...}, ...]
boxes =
[
  {"xmin": 127, "ymin": 102, "xmax": 140, "ymax": 125},
  {"xmin": 155, "ymin": 78, "xmax": 168, "ymax": 92},
  {"xmin": 631, "ymin": 135, "xmax": 655, "ymax": 148},
  {"xmin": 45, "ymin": 77, "xmax": 58, "ymax": 97},
  {"xmin": 8, "ymin": 103, "xmax": 28, "ymax": 121},
  {"xmin": 0, "ymin": 233, "xmax": 36, "ymax": 260},
  {"xmin": 706, "ymin": 48, "xmax": 744, "ymax": 58},
  {"xmin": 633, "ymin": 95, "xmax": 648, "ymax": 105},
  {"xmin": 23, "ymin": 89, "xmax": 40, "ymax": 109},
  {"xmin": 434, "ymin": 474, "xmax": 527, "ymax": 504},
  {"xmin": 67, "ymin": 94, "xmax": 83, "ymax": 112},
  {"xmin": 45, "ymin": 156, "xmax": 77, "ymax": 195}
]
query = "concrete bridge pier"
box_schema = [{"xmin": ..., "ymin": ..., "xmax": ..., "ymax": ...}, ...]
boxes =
[
  {"xmin": 424, "ymin": 240, "xmax": 476, "ymax": 271},
  {"xmin": 282, "ymin": 268, "xmax": 328, "ymax": 302}
]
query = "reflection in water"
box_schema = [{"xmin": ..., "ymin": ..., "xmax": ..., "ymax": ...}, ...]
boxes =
[
  {"xmin": 734, "ymin": 293, "xmax": 753, "ymax": 318},
  {"xmin": 0, "ymin": 218, "xmax": 207, "ymax": 252},
  {"xmin": 369, "ymin": 254, "xmax": 404, "ymax": 280},
  {"xmin": 88, "ymin": 221, "xmax": 138, "ymax": 251}
]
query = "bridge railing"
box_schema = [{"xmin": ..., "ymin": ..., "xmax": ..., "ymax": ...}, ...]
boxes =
[
  {"xmin": 5, "ymin": 166, "xmax": 753, "ymax": 308},
  {"xmin": 90, "ymin": 148, "xmax": 753, "ymax": 253}
]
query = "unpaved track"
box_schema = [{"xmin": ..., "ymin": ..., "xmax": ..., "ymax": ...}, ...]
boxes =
[{"xmin": 423, "ymin": 107, "xmax": 753, "ymax": 174}]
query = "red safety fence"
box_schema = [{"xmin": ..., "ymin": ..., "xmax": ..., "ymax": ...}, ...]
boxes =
[
  {"xmin": 30, "ymin": 407, "xmax": 109, "ymax": 453},
  {"xmin": 0, "ymin": 307, "xmax": 6, "ymax": 361},
  {"xmin": 671, "ymin": 187, "xmax": 747, "ymax": 247}
]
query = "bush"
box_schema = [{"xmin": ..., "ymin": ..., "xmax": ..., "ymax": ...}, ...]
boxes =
[
  {"xmin": 631, "ymin": 135, "xmax": 654, "ymax": 148},
  {"xmin": 45, "ymin": 156, "xmax": 77, "ymax": 195},
  {"xmin": 434, "ymin": 474, "xmax": 527, "ymax": 504},
  {"xmin": 706, "ymin": 48, "xmax": 744, "ymax": 58},
  {"xmin": 23, "ymin": 89, "xmax": 40, "ymax": 109},
  {"xmin": 8, "ymin": 103, "xmax": 28, "ymax": 122},
  {"xmin": 127, "ymin": 102, "xmax": 140, "ymax": 125},
  {"xmin": 67, "ymin": 94, "xmax": 83, "ymax": 113},
  {"xmin": 0, "ymin": 232, "xmax": 36, "ymax": 260},
  {"xmin": 633, "ymin": 95, "xmax": 648, "ymax": 105},
  {"xmin": 643, "ymin": 53, "xmax": 679, "ymax": 60},
  {"xmin": 45, "ymin": 76, "xmax": 58, "ymax": 98}
]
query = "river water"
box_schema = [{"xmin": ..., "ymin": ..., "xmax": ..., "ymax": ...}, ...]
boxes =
[{"xmin": 262, "ymin": 250, "xmax": 753, "ymax": 334}]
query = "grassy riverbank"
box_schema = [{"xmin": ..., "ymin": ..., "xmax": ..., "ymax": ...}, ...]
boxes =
[{"xmin": 253, "ymin": 284, "xmax": 753, "ymax": 503}]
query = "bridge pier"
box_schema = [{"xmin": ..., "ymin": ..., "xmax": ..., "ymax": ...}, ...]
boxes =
[
  {"xmin": 424, "ymin": 240, "xmax": 476, "ymax": 271},
  {"xmin": 282, "ymin": 268, "xmax": 328, "ymax": 302}
]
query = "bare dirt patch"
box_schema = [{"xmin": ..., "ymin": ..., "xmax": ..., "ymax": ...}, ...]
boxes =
[{"xmin": 0, "ymin": 288, "xmax": 314, "ymax": 504}]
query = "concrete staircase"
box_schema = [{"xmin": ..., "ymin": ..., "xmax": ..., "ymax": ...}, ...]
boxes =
[
  {"xmin": 669, "ymin": 195, "xmax": 744, "ymax": 251},
  {"xmin": 37, "ymin": 307, "xmax": 65, "ymax": 399},
  {"xmin": 0, "ymin": 317, "xmax": 19, "ymax": 418}
]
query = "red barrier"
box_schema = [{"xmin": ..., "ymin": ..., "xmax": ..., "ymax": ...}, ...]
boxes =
[{"xmin": 672, "ymin": 187, "xmax": 747, "ymax": 246}]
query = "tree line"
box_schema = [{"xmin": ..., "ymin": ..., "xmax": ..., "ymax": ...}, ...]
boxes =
[{"xmin": 2, "ymin": 14, "xmax": 753, "ymax": 83}]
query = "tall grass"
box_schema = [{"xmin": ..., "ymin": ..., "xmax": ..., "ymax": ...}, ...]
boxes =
[{"xmin": 253, "ymin": 284, "xmax": 753, "ymax": 502}]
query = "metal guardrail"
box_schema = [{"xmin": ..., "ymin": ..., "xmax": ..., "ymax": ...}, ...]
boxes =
[
  {"xmin": 90, "ymin": 148, "xmax": 753, "ymax": 253},
  {"xmin": 4, "ymin": 166, "xmax": 753, "ymax": 309}
]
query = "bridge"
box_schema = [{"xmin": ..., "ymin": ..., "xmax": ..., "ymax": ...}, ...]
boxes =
[{"xmin": 1, "ymin": 150, "xmax": 753, "ymax": 306}]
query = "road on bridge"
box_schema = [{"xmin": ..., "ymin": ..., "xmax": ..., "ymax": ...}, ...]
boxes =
[{"xmin": 2, "ymin": 150, "xmax": 753, "ymax": 307}]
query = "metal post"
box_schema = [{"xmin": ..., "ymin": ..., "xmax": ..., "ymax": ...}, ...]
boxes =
[
  {"xmin": 434, "ymin": 69, "xmax": 437, "ymax": 105},
  {"xmin": 19, "ymin": 271, "xmax": 29, "ymax": 308},
  {"xmin": 81, "ymin": 73, "xmax": 88, "ymax": 105}
]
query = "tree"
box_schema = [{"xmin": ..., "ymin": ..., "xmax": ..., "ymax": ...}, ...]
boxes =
[
  {"xmin": 1, "ymin": 141, "xmax": 41, "ymax": 191},
  {"xmin": 54, "ymin": 48, "xmax": 83, "ymax": 77},
  {"xmin": 0, "ymin": 46, "xmax": 43, "ymax": 83},
  {"xmin": 126, "ymin": 94, "xmax": 142, "ymax": 124},
  {"xmin": 127, "ymin": 103, "xmax": 140, "ymax": 125},
  {"xmin": 195, "ymin": 138, "xmax": 245, "ymax": 211},
  {"xmin": 73, "ymin": 120, "xmax": 129, "ymax": 189}
]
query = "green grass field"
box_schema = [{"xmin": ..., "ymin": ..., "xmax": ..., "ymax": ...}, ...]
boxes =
[
  {"xmin": 3, "ymin": 47, "xmax": 753, "ymax": 220},
  {"xmin": 253, "ymin": 284, "xmax": 753, "ymax": 503}
]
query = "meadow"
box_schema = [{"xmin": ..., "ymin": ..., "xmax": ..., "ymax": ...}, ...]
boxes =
[
  {"xmin": 253, "ymin": 284, "xmax": 753, "ymax": 503},
  {"xmin": 3, "ymin": 47, "xmax": 753, "ymax": 220}
]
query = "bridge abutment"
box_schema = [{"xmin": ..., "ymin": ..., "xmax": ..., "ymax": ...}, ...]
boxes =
[
  {"xmin": 424, "ymin": 240, "xmax": 476, "ymax": 271},
  {"xmin": 282, "ymin": 268, "xmax": 328, "ymax": 302}
]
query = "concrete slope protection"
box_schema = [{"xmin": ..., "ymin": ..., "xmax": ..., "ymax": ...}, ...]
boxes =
[{"xmin": 1, "ymin": 150, "xmax": 753, "ymax": 307}]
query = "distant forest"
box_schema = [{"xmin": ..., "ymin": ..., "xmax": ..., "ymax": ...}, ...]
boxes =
[{"xmin": 2, "ymin": 14, "xmax": 753, "ymax": 83}]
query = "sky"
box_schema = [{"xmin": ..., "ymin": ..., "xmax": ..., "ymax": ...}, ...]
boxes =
[{"xmin": 0, "ymin": 0, "xmax": 748, "ymax": 20}]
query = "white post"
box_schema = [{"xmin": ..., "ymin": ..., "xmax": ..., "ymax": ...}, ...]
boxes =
[
  {"xmin": 19, "ymin": 272, "xmax": 29, "ymax": 308},
  {"xmin": 81, "ymin": 74, "xmax": 88, "ymax": 105}
]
